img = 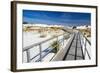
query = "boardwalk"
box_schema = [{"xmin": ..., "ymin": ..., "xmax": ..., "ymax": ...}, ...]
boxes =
[
  {"xmin": 63, "ymin": 31, "xmax": 84, "ymax": 60},
  {"xmin": 23, "ymin": 30, "xmax": 91, "ymax": 62}
]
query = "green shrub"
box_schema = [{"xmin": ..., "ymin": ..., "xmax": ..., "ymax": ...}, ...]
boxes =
[
  {"xmin": 51, "ymin": 40, "xmax": 60, "ymax": 53},
  {"xmin": 64, "ymin": 34, "xmax": 70, "ymax": 40},
  {"xmin": 40, "ymin": 34, "xmax": 46, "ymax": 38}
]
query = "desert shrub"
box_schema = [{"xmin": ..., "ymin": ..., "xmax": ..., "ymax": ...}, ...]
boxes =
[
  {"xmin": 64, "ymin": 34, "xmax": 70, "ymax": 40},
  {"xmin": 51, "ymin": 40, "xmax": 60, "ymax": 53},
  {"xmin": 39, "ymin": 34, "xmax": 46, "ymax": 38},
  {"xmin": 87, "ymin": 34, "xmax": 91, "ymax": 37}
]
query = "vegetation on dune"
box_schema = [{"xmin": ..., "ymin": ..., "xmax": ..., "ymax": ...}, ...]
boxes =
[
  {"xmin": 64, "ymin": 34, "xmax": 70, "ymax": 40},
  {"xmin": 51, "ymin": 40, "xmax": 60, "ymax": 53},
  {"xmin": 78, "ymin": 28, "xmax": 91, "ymax": 37},
  {"xmin": 39, "ymin": 34, "xmax": 47, "ymax": 38}
]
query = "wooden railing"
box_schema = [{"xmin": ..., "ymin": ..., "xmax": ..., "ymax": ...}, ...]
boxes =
[
  {"xmin": 79, "ymin": 32, "xmax": 91, "ymax": 59},
  {"xmin": 23, "ymin": 32, "xmax": 70, "ymax": 63}
]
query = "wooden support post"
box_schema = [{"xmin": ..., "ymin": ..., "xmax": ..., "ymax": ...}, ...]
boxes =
[
  {"xmin": 26, "ymin": 49, "xmax": 30, "ymax": 63},
  {"xmin": 39, "ymin": 44, "xmax": 42, "ymax": 62}
]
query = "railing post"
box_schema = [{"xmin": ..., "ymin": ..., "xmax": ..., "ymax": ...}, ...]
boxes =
[
  {"xmin": 26, "ymin": 49, "xmax": 30, "ymax": 63},
  {"xmin": 83, "ymin": 36, "xmax": 86, "ymax": 59},
  {"xmin": 80, "ymin": 34, "xmax": 85, "ymax": 59},
  {"xmin": 63, "ymin": 34, "xmax": 65, "ymax": 46},
  {"xmin": 85, "ymin": 37, "xmax": 87, "ymax": 57},
  {"xmin": 79, "ymin": 33, "xmax": 84, "ymax": 59},
  {"xmin": 84, "ymin": 37, "xmax": 91, "ymax": 59},
  {"xmin": 39, "ymin": 44, "xmax": 42, "ymax": 62},
  {"xmin": 85, "ymin": 38, "xmax": 87, "ymax": 50}
]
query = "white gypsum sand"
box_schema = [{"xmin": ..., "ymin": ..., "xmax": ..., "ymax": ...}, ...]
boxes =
[{"xmin": 22, "ymin": 24, "xmax": 69, "ymax": 62}]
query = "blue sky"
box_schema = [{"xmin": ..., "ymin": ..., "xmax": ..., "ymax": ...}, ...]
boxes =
[{"xmin": 23, "ymin": 10, "xmax": 91, "ymax": 26}]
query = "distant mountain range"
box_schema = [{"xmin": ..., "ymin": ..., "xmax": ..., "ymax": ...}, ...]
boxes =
[
  {"xmin": 23, "ymin": 23, "xmax": 91, "ymax": 29},
  {"xmin": 23, "ymin": 24, "xmax": 64, "ymax": 27}
]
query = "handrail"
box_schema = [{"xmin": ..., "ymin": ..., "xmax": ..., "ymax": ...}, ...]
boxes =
[
  {"xmin": 23, "ymin": 33, "xmax": 66, "ymax": 51},
  {"xmin": 80, "ymin": 31, "xmax": 91, "ymax": 59},
  {"xmin": 30, "ymin": 38, "xmax": 64, "ymax": 62},
  {"xmin": 23, "ymin": 32, "xmax": 70, "ymax": 62},
  {"xmin": 79, "ymin": 32, "xmax": 84, "ymax": 59}
]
